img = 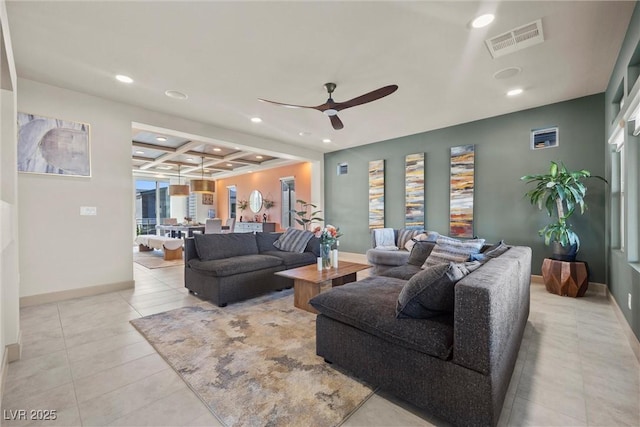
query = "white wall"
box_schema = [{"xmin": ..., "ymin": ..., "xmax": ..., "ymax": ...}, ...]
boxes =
[
  {"xmin": 1, "ymin": 0, "xmax": 20, "ymax": 368},
  {"xmin": 17, "ymin": 78, "xmax": 323, "ymax": 298}
]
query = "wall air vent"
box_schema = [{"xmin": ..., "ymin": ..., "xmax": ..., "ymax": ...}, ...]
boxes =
[{"xmin": 485, "ymin": 19, "xmax": 544, "ymax": 59}]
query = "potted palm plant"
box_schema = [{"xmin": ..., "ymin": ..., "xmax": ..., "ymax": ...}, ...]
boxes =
[
  {"xmin": 291, "ymin": 199, "xmax": 323, "ymax": 231},
  {"xmin": 521, "ymin": 161, "xmax": 606, "ymax": 261}
]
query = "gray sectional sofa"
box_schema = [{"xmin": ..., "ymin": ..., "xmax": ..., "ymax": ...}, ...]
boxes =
[
  {"xmin": 184, "ymin": 232, "xmax": 318, "ymax": 306},
  {"xmin": 310, "ymin": 244, "xmax": 531, "ymax": 426}
]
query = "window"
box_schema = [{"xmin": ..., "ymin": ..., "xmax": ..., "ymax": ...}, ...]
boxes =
[{"xmin": 135, "ymin": 179, "xmax": 170, "ymax": 234}]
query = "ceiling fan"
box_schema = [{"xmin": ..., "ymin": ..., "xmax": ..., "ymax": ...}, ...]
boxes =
[{"xmin": 258, "ymin": 83, "xmax": 398, "ymax": 130}]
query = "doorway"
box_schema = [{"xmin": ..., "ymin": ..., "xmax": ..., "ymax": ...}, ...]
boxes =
[
  {"xmin": 280, "ymin": 177, "xmax": 295, "ymax": 228},
  {"xmin": 228, "ymin": 185, "xmax": 237, "ymax": 219}
]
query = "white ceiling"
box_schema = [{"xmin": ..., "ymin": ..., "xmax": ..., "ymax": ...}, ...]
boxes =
[{"xmin": 6, "ymin": 1, "xmax": 635, "ymax": 159}]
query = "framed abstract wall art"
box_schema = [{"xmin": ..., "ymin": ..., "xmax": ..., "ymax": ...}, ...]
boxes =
[
  {"xmin": 17, "ymin": 112, "xmax": 91, "ymax": 177},
  {"xmin": 368, "ymin": 159, "xmax": 385, "ymax": 229},
  {"xmin": 405, "ymin": 153, "xmax": 424, "ymax": 228},
  {"xmin": 450, "ymin": 145, "xmax": 475, "ymax": 238}
]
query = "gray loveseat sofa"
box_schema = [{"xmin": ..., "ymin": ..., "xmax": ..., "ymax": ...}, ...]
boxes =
[
  {"xmin": 185, "ymin": 232, "xmax": 318, "ymax": 306},
  {"xmin": 310, "ymin": 245, "xmax": 531, "ymax": 426}
]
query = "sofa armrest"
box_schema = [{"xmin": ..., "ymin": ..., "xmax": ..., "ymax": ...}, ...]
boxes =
[
  {"xmin": 184, "ymin": 237, "xmax": 198, "ymax": 263},
  {"xmin": 452, "ymin": 246, "xmax": 531, "ymax": 375}
]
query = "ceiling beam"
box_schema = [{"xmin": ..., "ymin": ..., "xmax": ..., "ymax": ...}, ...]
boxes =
[
  {"xmin": 132, "ymin": 141, "xmax": 176, "ymax": 152},
  {"xmin": 139, "ymin": 140, "xmax": 202, "ymax": 170}
]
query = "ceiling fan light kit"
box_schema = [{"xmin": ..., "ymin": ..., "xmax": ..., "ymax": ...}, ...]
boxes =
[{"xmin": 259, "ymin": 82, "xmax": 398, "ymax": 130}]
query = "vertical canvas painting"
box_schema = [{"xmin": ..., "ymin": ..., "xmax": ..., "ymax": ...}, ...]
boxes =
[
  {"xmin": 450, "ymin": 145, "xmax": 475, "ymax": 237},
  {"xmin": 17, "ymin": 112, "xmax": 91, "ymax": 177},
  {"xmin": 405, "ymin": 153, "xmax": 425, "ymax": 228},
  {"xmin": 368, "ymin": 160, "xmax": 385, "ymax": 229}
]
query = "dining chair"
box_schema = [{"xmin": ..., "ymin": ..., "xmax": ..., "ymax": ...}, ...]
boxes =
[
  {"xmin": 205, "ymin": 219, "xmax": 223, "ymax": 234},
  {"xmin": 223, "ymin": 218, "xmax": 236, "ymax": 233}
]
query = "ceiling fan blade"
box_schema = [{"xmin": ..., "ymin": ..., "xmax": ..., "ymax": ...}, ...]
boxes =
[
  {"xmin": 257, "ymin": 98, "xmax": 316, "ymax": 109},
  {"xmin": 334, "ymin": 85, "xmax": 398, "ymax": 111},
  {"xmin": 330, "ymin": 115, "xmax": 344, "ymax": 130}
]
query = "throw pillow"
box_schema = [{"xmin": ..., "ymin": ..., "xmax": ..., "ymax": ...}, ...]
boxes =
[
  {"xmin": 396, "ymin": 261, "xmax": 481, "ymax": 319},
  {"xmin": 273, "ymin": 228, "xmax": 314, "ymax": 253},
  {"xmin": 397, "ymin": 229, "xmax": 421, "ymax": 251},
  {"xmin": 423, "ymin": 235, "xmax": 485, "ymax": 268},
  {"xmin": 407, "ymin": 241, "xmax": 436, "ymax": 266},
  {"xmin": 404, "ymin": 230, "xmax": 440, "ymax": 251}
]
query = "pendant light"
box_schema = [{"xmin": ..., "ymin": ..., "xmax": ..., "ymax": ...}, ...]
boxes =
[
  {"xmin": 190, "ymin": 157, "xmax": 215, "ymax": 194},
  {"xmin": 168, "ymin": 165, "xmax": 190, "ymax": 196}
]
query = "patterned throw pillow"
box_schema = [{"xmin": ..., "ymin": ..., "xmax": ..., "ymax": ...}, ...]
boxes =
[
  {"xmin": 404, "ymin": 230, "xmax": 440, "ymax": 251},
  {"xmin": 396, "ymin": 261, "xmax": 481, "ymax": 318},
  {"xmin": 273, "ymin": 228, "xmax": 314, "ymax": 253},
  {"xmin": 422, "ymin": 236, "xmax": 485, "ymax": 268},
  {"xmin": 397, "ymin": 229, "xmax": 421, "ymax": 251}
]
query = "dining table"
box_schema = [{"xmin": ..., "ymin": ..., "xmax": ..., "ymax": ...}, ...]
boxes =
[{"xmin": 155, "ymin": 224, "xmax": 205, "ymax": 238}]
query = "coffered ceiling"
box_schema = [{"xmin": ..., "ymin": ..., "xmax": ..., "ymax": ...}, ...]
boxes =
[
  {"xmin": 131, "ymin": 128, "xmax": 291, "ymax": 180},
  {"xmin": 6, "ymin": 1, "xmax": 635, "ymax": 177}
]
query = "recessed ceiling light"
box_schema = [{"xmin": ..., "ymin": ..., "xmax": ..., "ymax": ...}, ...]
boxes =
[
  {"xmin": 299, "ymin": 131, "xmax": 310, "ymax": 137},
  {"xmin": 135, "ymin": 150, "xmax": 144, "ymax": 154},
  {"xmin": 256, "ymin": 155, "xmax": 263, "ymax": 159},
  {"xmin": 115, "ymin": 74, "xmax": 133, "ymax": 84},
  {"xmin": 471, "ymin": 14, "xmax": 494, "ymax": 29},
  {"xmin": 234, "ymin": 147, "xmax": 240, "ymax": 150},
  {"xmin": 186, "ymin": 158, "xmax": 194, "ymax": 161},
  {"xmin": 226, "ymin": 163, "xmax": 233, "ymax": 167},
  {"xmin": 156, "ymin": 136, "xmax": 167, "ymax": 142},
  {"xmin": 251, "ymin": 117, "xmax": 262, "ymax": 123},
  {"xmin": 165, "ymin": 90, "xmax": 188, "ymax": 100},
  {"xmin": 507, "ymin": 88, "xmax": 524, "ymax": 96},
  {"xmin": 213, "ymin": 148, "xmax": 222, "ymax": 152},
  {"xmin": 248, "ymin": 170, "xmax": 253, "ymax": 173},
  {"xmin": 204, "ymin": 168, "xmax": 210, "ymax": 172},
  {"xmin": 322, "ymin": 138, "xmax": 331, "ymax": 143}
]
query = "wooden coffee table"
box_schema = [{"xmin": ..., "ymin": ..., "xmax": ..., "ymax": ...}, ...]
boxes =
[{"xmin": 275, "ymin": 261, "xmax": 370, "ymax": 313}]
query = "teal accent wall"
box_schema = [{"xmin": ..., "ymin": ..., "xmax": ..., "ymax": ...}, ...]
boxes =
[
  {"xmin": 605, "ymin": 2, "xmax": 640, "ymax": 343},
  {"xmin": 325, "ymin": 94, "xmax": 606, "ymax": 282}
]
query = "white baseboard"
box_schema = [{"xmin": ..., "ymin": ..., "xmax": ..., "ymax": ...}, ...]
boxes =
[
  {"xmin": 20, "ymin": 280, "xmax": 134, "ymax": 307},
  {"xmin": 6, "ymin": 330, "xmax": 21, "ymax": 362},
  {"xmin": 609, "ymin": 291, "xmax": 640, "ymax": 364}
]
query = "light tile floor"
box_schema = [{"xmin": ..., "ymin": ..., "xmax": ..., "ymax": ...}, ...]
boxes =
[{"xmin": 2, "ymin": 253, "xmax": 639, "ymax": 426}]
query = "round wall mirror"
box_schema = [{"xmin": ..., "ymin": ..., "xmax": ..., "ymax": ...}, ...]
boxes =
[{"xmin": 249, "ymin": 190, "xmax": 263, "ymax": 213}]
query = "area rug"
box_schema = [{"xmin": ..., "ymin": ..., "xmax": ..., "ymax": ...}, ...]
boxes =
[
  {"xmin": 130, "ymin": 290, "xmax": 374, "ymax": 427},
  {"xmin": 133, "ymin": 250, "xmax": 184, "ymax": 269}
]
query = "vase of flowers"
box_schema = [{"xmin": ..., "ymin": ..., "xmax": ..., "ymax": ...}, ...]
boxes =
[{"xmin": 314, "ymin": 225, "xmax": 342, "ymax": 270}]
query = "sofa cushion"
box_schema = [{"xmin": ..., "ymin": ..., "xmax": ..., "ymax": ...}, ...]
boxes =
[
  {"xmin": 188, "ymin": 254, "xmax": 283, "ymax": 277},
  {"xmin": 273, "ymin": 228, "xmax": 314, "ymax": 253},
  {"xmin": 309, "ymin": 276, "xmax": 454, "ymax": 359},
  {"xmin": 306, "ymin": 236, "xmax": 321, "ymax": 257},
  {"xmin": 380, "ymin": 264, "xmax": 422, "ymax": 280},
  {"xmin": 397, "ymin": 261, "xmax": 481, "ymax": 319},
  {"xmin": 194, "ymin": 233, "xmax": 259, "ymax": 261},
  {"xmin": 407, "ymin": 241, "xmax": 436, "ymax": 266},
  {"xmin": 255, "ymin": 232, "xmax": 283, "ymax": 253},
  {"xmin": 423, "ymin": 236, "xmax": 485, "ymax": 267},
  {"xmin": 261, "ymin": 250, "xmax": 317, "ymax": 268}
]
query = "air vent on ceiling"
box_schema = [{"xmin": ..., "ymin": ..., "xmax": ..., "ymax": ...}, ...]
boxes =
[{"xmin": 485, "ymin": 19, "xmax": 544, "ymax": 59}]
